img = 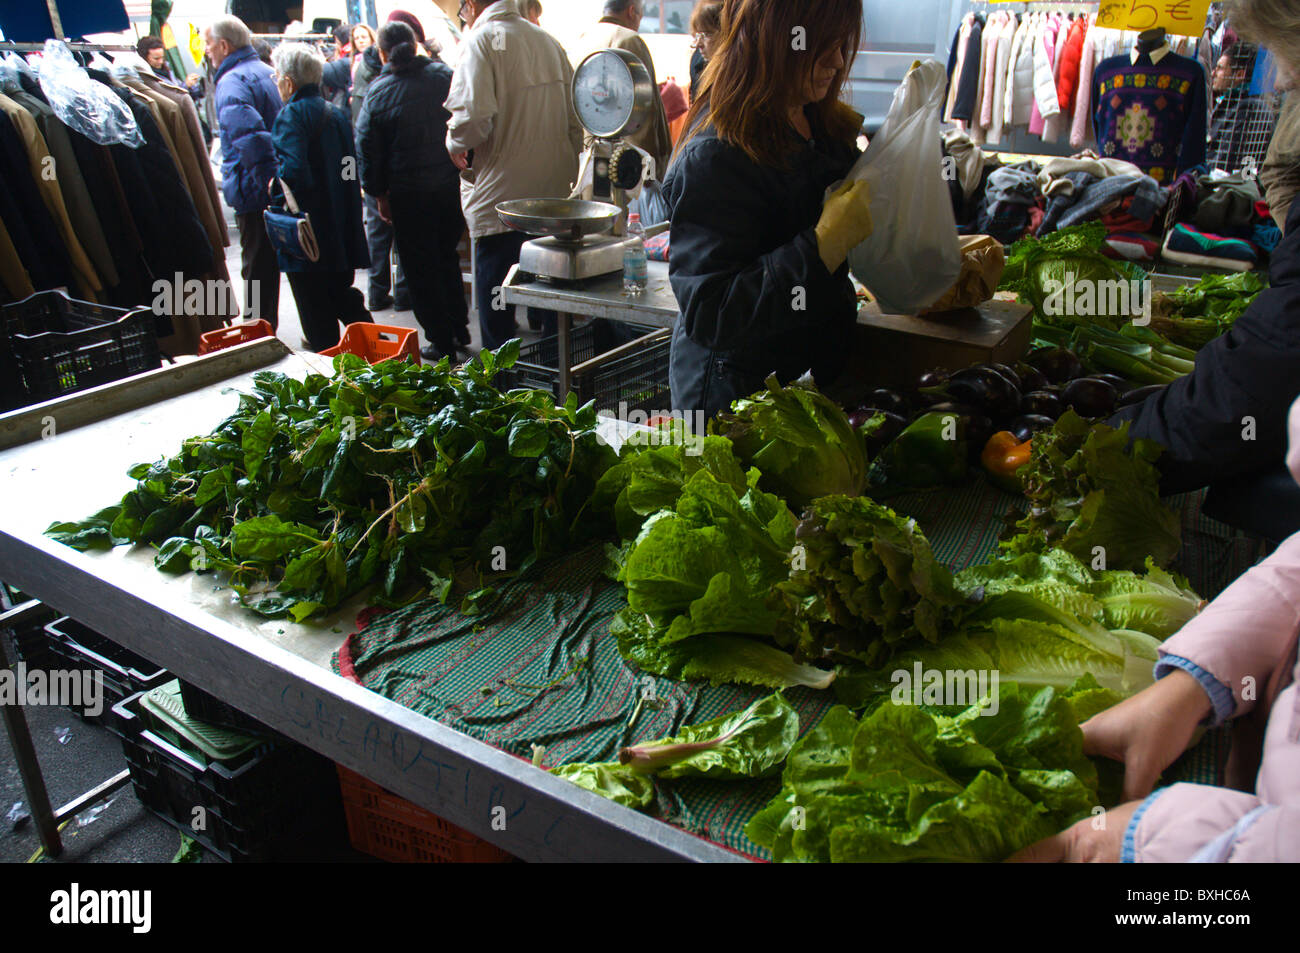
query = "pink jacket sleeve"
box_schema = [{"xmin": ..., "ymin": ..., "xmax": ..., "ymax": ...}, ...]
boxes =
[
  {"xmin": 979, "ymin": 17, "xmax": 1001, "ymax": 130},
  {"xmin": 1069, "ymin": 20, "xmax": 1097, "ymax": 148},
  {"xmin": 1130, "ymin": 783, "xmax": 1300, "ymax": 862},
  {"xmin": 1158, "ymin": 531, "xmax": 1300, "ymax": 720}
]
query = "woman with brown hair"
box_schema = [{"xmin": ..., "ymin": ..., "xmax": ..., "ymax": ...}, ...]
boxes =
[{"xmin": 664, "ymin": 0, "xmax": 873, "ymax": 418}]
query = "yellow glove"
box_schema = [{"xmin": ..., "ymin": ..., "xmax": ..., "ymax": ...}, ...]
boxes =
[{"xmin": 814, "ymin": 179, "xmax": 873, "ymax": 273}]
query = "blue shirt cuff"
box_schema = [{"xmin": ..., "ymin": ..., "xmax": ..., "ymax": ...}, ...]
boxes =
[
  {"xmin": 1122, "ymin": 788, "xmax": 1169, "ymax": 863},
  {"xmin": 1153, "ymin": 654, "xmax": 1234, "ymax": 726}
]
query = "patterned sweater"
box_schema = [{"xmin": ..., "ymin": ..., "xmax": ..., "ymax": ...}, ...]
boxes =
[{"xmin": 1092, "ymin": 48, "xmax": 1208, "ymax": 184}]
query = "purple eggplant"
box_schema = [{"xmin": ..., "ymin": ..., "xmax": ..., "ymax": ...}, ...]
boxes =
[
  {"xmin": 1007, "ymin": 414, "xmax": 1056, "ymax": 443},
  {"xmin": 1118, "ymin": 384, "xmax": 1167, "ymax": 408},
  {"xmin": 1062, "ymin": 377, "xmax": 1119, "ymax": 418},
  {"xmin": 1027, "ymin": 346, "xmax": 1084, "ymax": 384},
  {"xmin": 1020, "ymin": 390, "xmax": 1064, "ymax": 419}
]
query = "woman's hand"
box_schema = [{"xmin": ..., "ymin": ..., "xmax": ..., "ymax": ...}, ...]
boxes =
[
  {"xmin": 1007, "ymin": 800, "xmax": 1141, "ymax": 863},
  {"xmin": 814, "ymin": 179, "xmax": 872, "ymax": 273},
  {"xmin": 1083, "ymin": 668, "xmax": 1214, "ymax": 802}
]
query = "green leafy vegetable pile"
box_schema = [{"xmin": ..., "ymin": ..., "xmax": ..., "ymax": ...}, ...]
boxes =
[
  {"xmin": 45, "ymin": 347, "xmax": 619, "ymax": 620},
  {"xmin": 1151, "ymin": 271, "xmax": 1267, "ymax": 350},
  {"xmin": 833, "ymin": 548, "xmax": 1201, "ymax": 708},
  {"xmin": 1001, "ymin": 410, "xmax": 1181, "ymax": 572},
  {"xmin": 608, "ymin": 447, "xmax": 836, "ymax": 690},
  {"xmin": 551, "ymin": 693, "xmax": 799, "ymax": 809},
  {"xmin": 712, "ymin": 373, "xmax": 869, "ymax": 510},
  {"xmin": 746, "ymin": 677, "xmax": 1121, "ymax": 862},
  {"xmin": 1000, "ymin": 222, "xmax": 1147, "ymax": 326},
  {"xmin": 778, "ymin": 495, "xmax": 969, "ymax": 668}
]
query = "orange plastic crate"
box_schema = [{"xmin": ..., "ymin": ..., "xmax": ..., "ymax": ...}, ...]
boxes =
[
  {"xmin": 198, "ymin": 320, "xmax": 274, "ymax": 355},
  {"xmin": 319, "ymin": 323, "xmax": 420, "ymax": 365},
  {"xmin": 335, "ymin": 765, "xmax": 514, "ymax": 863}
]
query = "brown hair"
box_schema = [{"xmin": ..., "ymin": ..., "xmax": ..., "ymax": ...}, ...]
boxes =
[
  {"xmin": 676, "ymin": 0, "xmax": 863, "ymax": 169},
  {"xmin": 689, "ymin": 0, "xmax": 722, "ymax": 36}
]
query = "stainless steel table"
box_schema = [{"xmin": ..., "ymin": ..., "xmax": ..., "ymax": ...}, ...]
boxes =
[
  {"xmin": 0, "ymin": 339, "xmax": 738, "ymax": 862},
  {"xmin": 502, "ymin": 260, "xmax": 677, "ymax": 398}
]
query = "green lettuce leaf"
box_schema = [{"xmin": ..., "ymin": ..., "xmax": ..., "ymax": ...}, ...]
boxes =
[
  {"xmin": 550, "ymin": 762, "xmax": 655, "ymax": 810},
  {"xmin": 620, "ymin": 693, "xmax": 800, "ymax": 779}
]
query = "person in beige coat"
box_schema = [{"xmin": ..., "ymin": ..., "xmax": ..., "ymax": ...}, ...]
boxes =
[
  {"xmin": 574, "ymin": 0, "xmax": 673, "ymax": 181},
  {"xmin": 445, "ymin": 0, "xmax": 582, "ymax": 349}
]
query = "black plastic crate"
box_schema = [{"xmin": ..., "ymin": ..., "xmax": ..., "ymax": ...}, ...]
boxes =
[
  {"xmin": 113, "ymin": 691, "xmax": 347, "ymax": 862},
  {"xmin": 43, "ymin": 617, "xmax": 170, "ymax": 727},
  {"xmin": 178, "ymin": 680, "xmax": 274, "ymax": 737},
  {"xmin": 1, "ymin": 290, "xmax": 161, "ymax": 412},
  {"xmin": 2, "ymin": 601, "xmax": 60, "ymax": 671},
  {"xmin": 572, "ymin": 328, "xmax": 672, "ymax": 416},
  {"xmin": 496, "ymin": 320, "xmax": 658, "ymax": 400}
]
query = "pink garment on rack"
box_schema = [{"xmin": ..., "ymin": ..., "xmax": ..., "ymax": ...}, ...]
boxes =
[
  {"xmin": 979, "ymin": 12, "xmax": 1004, "ymax": 131},
  {"xmin": 988, "ymin": 12, "xmax": 1015, "ymax": 144},
  {"xmin": 1043, "ymin": 14, "xmax": 1067, "ymax": 143},
  {"xmin": 1029, "ymin": 14, "xmax": 1045, "ymax": 135},
  {"xmin": 971, "ymin": 12, "xmax": 996, "ymax": 144},
  {"xmin": 1070, "ymin": 14, "xmax": 1098, "ymax": 148}
]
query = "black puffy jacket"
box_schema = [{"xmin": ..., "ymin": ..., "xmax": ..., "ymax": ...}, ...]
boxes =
[
  {"xmin": 355, "ymin": 54, "xmax": 458, "ymax": 197},
  {"xmin": 662, "ymin": 107, "xmax": 860, "ymax": 418},
  {"xmin": 1111, "ymin": 195, "xmax": 1300, "ymax": 494}
]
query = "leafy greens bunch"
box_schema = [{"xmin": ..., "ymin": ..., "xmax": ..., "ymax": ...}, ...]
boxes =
[
  {"xmin": 1001, "ymin": 410, "xmax": 1181, "ymax": 572},
  {"xmin": 746, "ymin": 677, "xmax": 1122, "ymax": 862},
  {"xmin": 777, "ymin": 495, "xmax": 970, "ymax": 668},
  {"xmin": 1000, "ymin": 222, "xmax": 1146, "ymax": 326},
  {"xmin": 1151, "ymin": 271, "xmax": 1267, "ymax": 350},
  {"xmin": 46, "ymin": 346, "xmax": 619, "ymax": 620}
]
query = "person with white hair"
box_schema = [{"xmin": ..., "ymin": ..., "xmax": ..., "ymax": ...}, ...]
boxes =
[
  {"xmin": 205, "ymin": 14, "xmax": 283, "ymax": 327},
  {"xmin": 269, "ymin": 43, "xmax": 372, "ymax": 351}
]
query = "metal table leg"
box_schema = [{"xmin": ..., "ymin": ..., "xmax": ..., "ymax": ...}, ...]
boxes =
[
  {"xmin": 1, "ymin": 599, "xmax": 142, "ymax": 858},
  {"xmin": 0, "ymin": 628, "xmax": 63, "ymax": 856},
  {"xmin": 557, "ymin": 313, "xmax": 572, "ymax": 399}
]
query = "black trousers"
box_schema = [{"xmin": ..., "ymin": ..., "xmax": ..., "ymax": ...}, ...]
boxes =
[
  {"xmin": 236, "ymin": 211, "xmax": 281, "ymax": 327},
  {"xmin": 389, "ymin": 188, "xmax": 468, "ymax": 354},
  {"xmin": 363, "ymin": 192, "xmax": 408, "ymax": 300},
  {"xmin": 475, "ymin": 230, "xmax": 556, "ymax": 351},
  {"xmin": 286, "ymin": 271, "xmax": 373, "ymax": 352}
]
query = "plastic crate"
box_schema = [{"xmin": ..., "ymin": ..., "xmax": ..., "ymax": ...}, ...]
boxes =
[
  {"xmin": 43, "ymin": 617, "xmax": 170, "ymax": 727},
  {"xmin": 319, "ymin": 323, "xmax": 420, "ymax": 364},
  {"xmin": 2, "ymin": 601, "xmax": 59, "ymax": 671},
  {"xmin": 496, "ymin": 321, "xmax": 659, "ymax": 402},
  {"xmin": 0, "ymin": 290, "xmax": 161, "ymax": 411},
  {"xmin": 572, "ymin": 327, "xmax": 672, "ymax": 415},
  {"xmin": 177, "ymin": 679, "xmax": 273, "ymax": 737},
  {"xmin": 336, "ymin": 765, "xmax": 514, "ymax": 863},
  {"xmin": 198, "ymin": 319, "xmax": 274, "ymax": 354},
  {"xmin": 113, "ymin": 691, "xmax": 347, "ymax": 862}
]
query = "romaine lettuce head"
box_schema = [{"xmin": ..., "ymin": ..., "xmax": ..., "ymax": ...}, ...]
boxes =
[{"xmin": 712, "ymin": 374, "xmax": 868, "ymax": 509}]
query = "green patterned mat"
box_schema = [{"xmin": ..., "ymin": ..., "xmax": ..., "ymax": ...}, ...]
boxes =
[{"xmin": 333, "ymin": 480, "xmax": 1254, "ymax": 860}]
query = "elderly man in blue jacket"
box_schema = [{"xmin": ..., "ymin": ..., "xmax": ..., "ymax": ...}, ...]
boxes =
[{"xmin": 205, "ymin": 15, "xmax": 282, "ymax": 327}]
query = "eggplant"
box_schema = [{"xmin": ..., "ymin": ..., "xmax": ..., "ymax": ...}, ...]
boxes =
[
  {"xmin": 862, "ymin": 411, "xmax": 909, "ymax": 455},
  {"xmin": 1020, "ymin": 390, "xmax": 1064, "ymax": 419},
  {"xmin": 1007, "ymin": 414, "xmax": 1056, "ymax": 444},
  {"xmin": 1061, "ymin": 377, "xmax": 1119, "ymax": 418},
  {"xmin": 1118, "ymin": 384, "xmax": 1167, "ymax": 408},
  {"xmin": 1027, "ymin": 346, "xmax": 1084, "ymax": 384},
  {"xmin": 1015, "ymin": 364, "xmax": 1049, "ymax": 393},
  {"xmin": 1089, "ymin": 373, "xmax": 1129, "ymax": 391},
  {"xmin": 864, "ymin": 387, "xmax": 908, "ymax": 415},
  {"xmin": 945, "ymin": 367, "xmax": 1021, "ymax": 419},
  {"xmin": 847, "ymin": 406, "xmax": 878, "ymax": 430},
  {"xmin": 989, "ymin": 362, "xmax": 1022, "ymax": 389},
  {"xmin": 915, "ymin": 369, "xmax": 950, "ymax": 390}
]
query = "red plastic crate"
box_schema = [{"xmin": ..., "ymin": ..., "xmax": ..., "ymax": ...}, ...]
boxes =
[
  {"xmin": 319, "ymin": 324, "xmax": 420, "ymax": 365},
  {"xmin": 335, "ymin": 765, "xmax": 513, "ymax": 863},
  {"xmin": 198, "ymin": 320, "xmax": 274, "ymax": 354}
]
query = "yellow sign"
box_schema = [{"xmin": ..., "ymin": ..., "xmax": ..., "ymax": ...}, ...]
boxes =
[{"xmin": 1096, "ymin": 0, "xmax": 1212, "ymax": 36}]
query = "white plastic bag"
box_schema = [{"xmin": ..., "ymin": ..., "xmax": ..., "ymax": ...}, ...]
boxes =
[
  {"xmin": 845, "ymin": 61, "xmax": 961, "ymax": 314},
  {"xmin": 37, "ymin": 39, "xmax": 144, "ymax": 148}
]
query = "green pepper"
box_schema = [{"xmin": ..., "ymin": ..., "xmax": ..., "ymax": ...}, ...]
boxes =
[{"xmin": 867, "ymin": 412, "xmax": 970, "ymax": 492}]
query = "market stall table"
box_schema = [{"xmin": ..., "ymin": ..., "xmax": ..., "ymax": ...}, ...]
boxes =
[
  {"xmin": 503, "ymin": 260, "xmax": 676, "ymax": 398},
  {"xmin": 0, "ymin": 338, "xmax": 738, "ymax": 862}
]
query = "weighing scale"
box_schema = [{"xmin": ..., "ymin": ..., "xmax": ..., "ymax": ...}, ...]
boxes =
[{"xmin": 497, "ymin": 48, "xmax": 665, "ymax": 283}]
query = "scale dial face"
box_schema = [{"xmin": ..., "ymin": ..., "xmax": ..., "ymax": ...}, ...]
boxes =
[{"xmin": 574, "ymin": 49, "xmax": 642, "ymax": 138}]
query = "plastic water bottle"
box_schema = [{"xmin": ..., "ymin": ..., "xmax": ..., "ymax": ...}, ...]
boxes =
[{"xmin": 623, "ymin": 213, "xmax": 648, "ymax": 295}]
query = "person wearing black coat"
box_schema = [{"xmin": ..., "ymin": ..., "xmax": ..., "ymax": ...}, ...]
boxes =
[
  {"xmin": 1110, "ymin": 195, "xmax": 1300, "ymax": 495},
  {"xmin": 663, "ymin": 0, "xmax": 872, "ymax": 420},
  {"xmin": 270, "ymin": 44, "xmax": 372, "ymax": 352},
  {"xmin": 355, "ymin": 21, "xmax": 469, "ymax": 361}
]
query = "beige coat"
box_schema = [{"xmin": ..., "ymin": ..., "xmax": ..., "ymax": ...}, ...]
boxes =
[
  {"xmin": 445, "ymin": 0, "xmax": 583, "ymax": 238},
  {"xmin": 574, "ymin": 18, "xmax": 673, "ymax": 180}
]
